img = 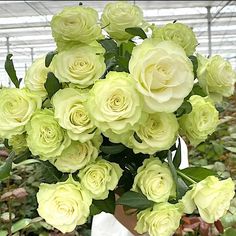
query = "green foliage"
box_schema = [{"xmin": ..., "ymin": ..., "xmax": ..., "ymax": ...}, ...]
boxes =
[
  {"xmin": 189, "ymin": 55, "xmax": 198, "ymax": 79},
  {"xmin": 180, "ymin": 167, "xmax": 216, "ymax": 183},
  {"xmin": 0, "ymin": 151, "xmax": 15, "ymax": 181},
  {"xmin": 125, "ymin": 27, "xmax": 147, "ymax": 39},
  {"xmin": 11, "ymin": 218, "xmax": 32, "ymax": 233},
  {"xmin": 44, "ymin": 72, "xmax": 62, "ymax": 99},
  {"xmin": 4, "ymin": 54, "xmax": 20, "ymax": 88},
  {"xmin": 100, "ymin": 144, "xmax": 126, "ymax": 155},
  {"xmin": 223, "ymin": 228, "xmax": 236, "ymax": 236},
  {"xmin": 45, "ymin": 50, "xmax": 57, "ymax": 68},
  {"xmin": 116, "ymin": 191, "xmax": 154, "ymax": 210},
  {"xmin": 175, "ymin": 100, "xmax": 192, "ymax": 118},
  {"xmin": 173, "ymin": 139, "xmax": 181, "ymax": 168},
  {"xmin": 37, "ymin": 160, "xmax": 63, "ymax": 183},
  {"xmin": 98, "ymin": 38, "xmax": 136, "ymax": 75},
  {"xmin": 90, "ymin": 191, "xmax": 115, "ymax": 215},
  {"xmin": 167, "ymin": 151, "xmax": 189, "ymax": 199}
]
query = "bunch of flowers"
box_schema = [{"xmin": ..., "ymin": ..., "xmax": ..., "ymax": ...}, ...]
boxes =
[{"xmin": 1, "ymin": 2, "xmax": 236, "ymax": 236}]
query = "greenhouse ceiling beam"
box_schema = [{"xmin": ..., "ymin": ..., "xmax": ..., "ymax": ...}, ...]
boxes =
[{"xmin": 207, "ymin": 6, "xmax": 212, "ymax": 56}]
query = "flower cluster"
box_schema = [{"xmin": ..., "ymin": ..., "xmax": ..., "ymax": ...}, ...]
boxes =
[{"xmin": 1, "ymin": 1, "xmax": 235, "ymax": 236}]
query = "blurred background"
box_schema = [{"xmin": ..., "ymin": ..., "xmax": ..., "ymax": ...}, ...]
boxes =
[{"xmin": 0, "ymin": 1, "xmax": 236, "ymax": 86}]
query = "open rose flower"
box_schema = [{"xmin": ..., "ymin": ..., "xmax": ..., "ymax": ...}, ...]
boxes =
[
  {"xmin": 197, "ymin": 54, "xmax": 236, "ymax": 101},
  {"xmin": 101, "ymin": 1, "xmax": 145, "ymax": 42},
  {"xmin": 179, "ymin": 95, "xmax": 219, "ymax": 146},
  {"xmin": 78, "ymin": 159, "xmax": 123, "ymax": 200},
  {"xmin": 37, "ymin": 175, "xmax": 92, "ymax": 233},
  {"xmin": 51, "ymin": 133, "xmax": 102, "ymax": 173},
  {"xmin": 152, "ymin": 23, "xmax": 198, "ymax": 56},
  {"xmin": 26, "ymin": 109, "xmax": 71, "ymax": 160},
  {"xmin": 135, "ymin": 202, "xmax": 183, "ymax": 236},
  {"xmin": 52, "ymin": 43, "xmax": 106, "ymax": 88},
  {"xmin": 52, "ymin": 88, "xmax": 97, "ymax": 142},
  {"xmin": 0, "ymin": 88, "xmax": 41, "ymax": 139},
  {"xmin": 132, "ymin": 158, "xmax": 176, "ymax": 203},
  {"xmin": 181, "ymin": 176, "xmax": 235, "ymax": 223},
  {"xmin": 51, "ymin": 6, "xmax": 102, "ymax": 49},
  {"xmin": 86, "ymin": 71, "xmax": 144, "ymax": 136},
  {"xmin": 127, "ymin": 112, "xmax": 179, "ymax": 154},
  {"xmin": 129, "ymin": 39, "xmax": 194, "ymax": 113},
  {"xmin": 24, "ymin": 56, "xmax": 49, "ymax": 98}
]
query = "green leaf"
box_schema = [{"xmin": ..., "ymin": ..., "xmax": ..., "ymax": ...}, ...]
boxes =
[
  {"xmin": 11, "ymin": 218, "xmax": 32, "ymax": 233},
  {"xmin": 173, "ymin": 138, "xmax": 181, "ymax": 168},
  {"xmin": 79, "ymin": 229, "xmax": 91, "ymax": 236},
  {"xmin": 100, "ymin": 144, "xmax": 126, "ymax": 155},
  {"xmin": 225, "ymin": 147, "xmax": 236, "ymax": 153},
  {"xmin": 98, "ymin": 38, "xmax": 118, "ymax": 54},
  {"xmin": 176, "ymin": 177, "xmax": 189, "ymax": 199},
  {"xmin": 180, "ymin": 167, "xmax": 216, "ymax": 183},
  {"xmin": 44, "ymin": 72, "xmax": 61, "ymax": 99},
  {"xmin": 39, "ymin": 160, "xmax": 62, "ymax": 183},
  {"xmin": 92, "ymin": 191, "xmax": 116, "ymax": 214},
  {"xmin": 191, "ymin": 83, "xmax": 207, "ymax": 97},
  {"xmin": 90, "ymin": 203, "xmax": 103, "ymax": 216},
  {"xmin": 0, "ymin": 151, "xmax": 15, "ymax": 181},
  {"xmin": 13, "ymin": 149, "xmax": 31, "ymax": 164},
  {"xmin": 223, "ymin": 228, "xmax": 236, "ymax": 236},
  {"xmin": 45, "ymin": 50, "xmax": 57, "ymax": 68},
  {"xmin": 119, "ymin": 41, "xmax": 136, "ymax": 56},
  {"xmin": 0, "ymin": 231, "xmax": 8, "ymax": 236},
  {"xmin": 116, "ymin": 191, "xmax": 154, "ymax": 210},
  {"xmin": 175, "ymin": 100, "xmax": 192, "ymax": 118},
  {"xmin": 189, "ymin": 55, "xmax": 198, "ymax": 79},
  {"xmin": 4, "ymin": 54, "xmax": 20, "ymax": 88},
  {"xmin": 13, "ymin": 159, "xmax": 40, "ymax": 169},
  {"xmin": 125, "ymin": 27, "xmax": 147, "ymax": 40}
]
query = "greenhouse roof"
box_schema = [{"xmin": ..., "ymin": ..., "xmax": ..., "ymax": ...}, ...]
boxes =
[{"xmin": 0, "ymin": 1, "xmax": 236, "ymax": 86}]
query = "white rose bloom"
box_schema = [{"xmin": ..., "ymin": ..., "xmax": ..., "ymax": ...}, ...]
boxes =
[
  {"xmin": 129, "ymin": 39, "xmax": 194, "ymax": 113},
  {"xmin": 24, "ymin": 56, "xmax": 49, "ymax": 98}
]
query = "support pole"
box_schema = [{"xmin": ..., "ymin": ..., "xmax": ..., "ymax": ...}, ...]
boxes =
[
  {"xmin": 25, "ymin": 63, "xmax": 27, "ymax": 74},
  {"xmin": 6, "ymin": 36, "xmax": 11, "ymax": 87},
  {"xmin": 207, "ymin": 6, "xmax": 212, "ymax": 57},
  {"xmin": 30, "ymin": 47, "xmax": 34, "ymax": 63}
]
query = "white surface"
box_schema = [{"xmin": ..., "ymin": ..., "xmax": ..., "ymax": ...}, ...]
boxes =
[{"xmin": 91, "ymin": 138, "xmax": 189, "ymax": 236}]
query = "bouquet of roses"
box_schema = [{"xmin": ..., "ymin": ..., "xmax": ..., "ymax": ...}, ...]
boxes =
[{"xmin": 1, "ymin": 1, "xmax": 236, "ymax": 236}]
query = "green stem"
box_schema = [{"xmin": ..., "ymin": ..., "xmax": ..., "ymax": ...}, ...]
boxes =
[{"xmin": 177, "ymin": 170, "xmax": 197, "ymax": 185}]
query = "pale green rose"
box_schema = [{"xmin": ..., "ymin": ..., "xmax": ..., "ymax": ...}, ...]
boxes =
[
  {"xmin": 152, "ymin": 23, "xmax": 198, "ymax": 56},
  {"xmin": 51, "ymin": 133, "xmax": 102, "ymax": 173},
  {"xmin": 24, "ymin": 56, "xmax": 49, "ymax": 98},
  {"xmin": 86, "ymin": 71, "xmax": 144, "ymax": 135},
  {"xmin": 78, "ymin": 159, "xmax": 123, "ymax": 200},
  {"xmin": 37, "ymin": 175, "xmax": 92, "ymax": 233},
  {"xmin": 132, "ymin": 158, "xmax": 176, "ymax": 203},
  {"xmin": 52, "ymin": 88, "xmax": 97, "ymax": 142},
  {"xmin": 8, "ymin": 133, "xmax": 28, "ymax": 155},
  {"xmin": 101, "ymin": 2, "xmax": 145, "ymax": 41},
  {"xmin": 179, "ymin": 95, "xmax": 219, "ymax": 146},
  {"xmin": 51, "ymin": 6, "xmax": 102, "ymax": 46},
  {"xmin": 197, "ymin": 54, "xmax": 236, "ymax": 101},
  {"xmin": 52, "ymin": 44, "xmax": 105, "ymax": 88},
  {"xmin": 0, "ymin": 88, "xmax": 42, "ymax": 139},
  {"xmin": 181, "ymin": 176, "xmax": 235, "ymax": 223},
  {"xmin": 128, "ymin": 112, "xmax": 179, "ymax": 154},
  {"xmin": 135, "ymin": 202, "xmax": 183, "ymax": 236},
  {"xmin": 26, "ymin": 109, "xmax": 71, "ymax": 160},
  {"xmin": 129, "ymin": 39, "xmax": 194, "ymax": 113}
]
